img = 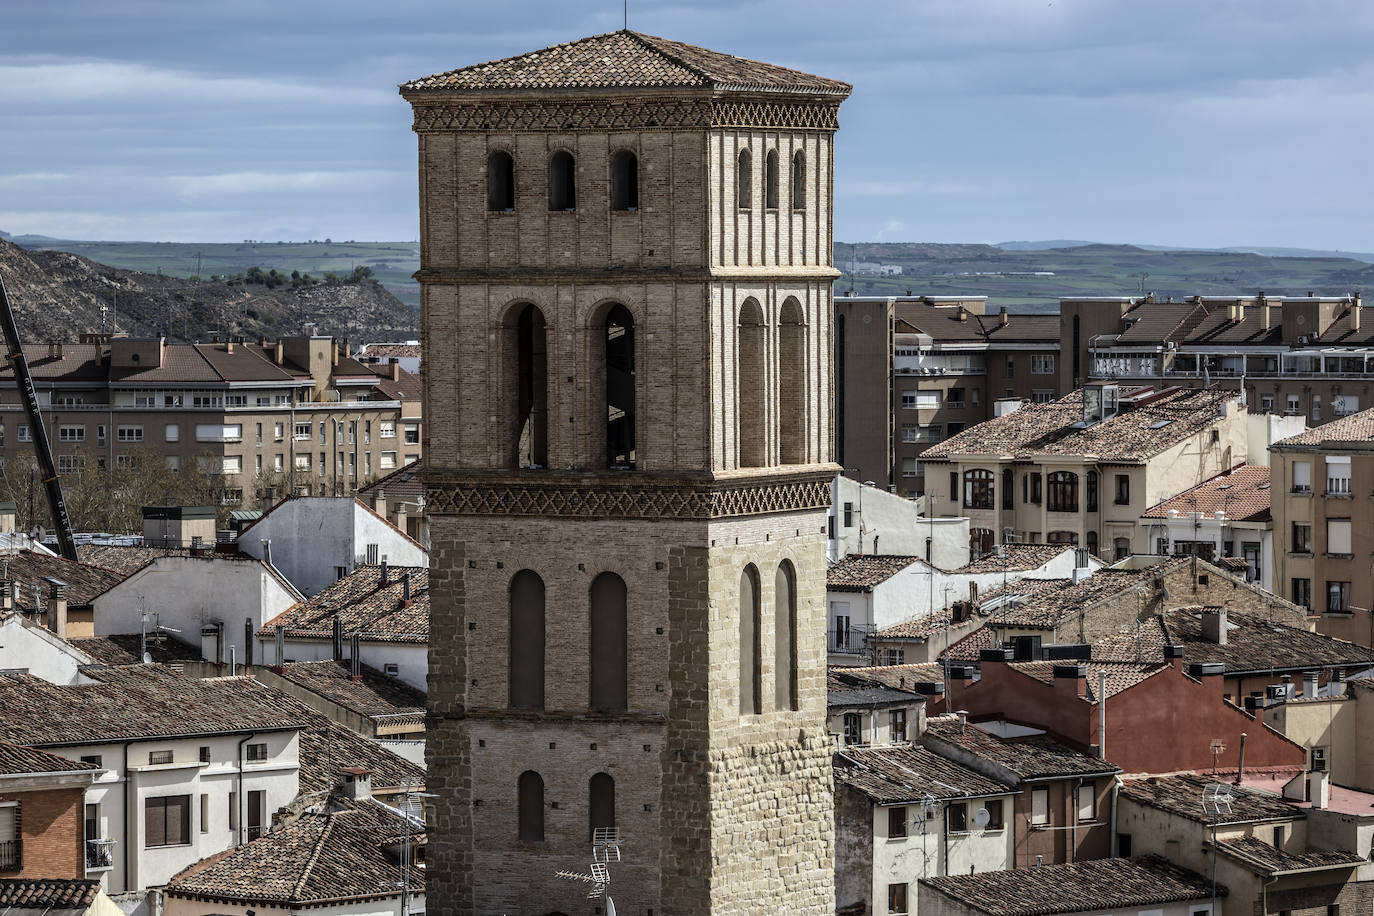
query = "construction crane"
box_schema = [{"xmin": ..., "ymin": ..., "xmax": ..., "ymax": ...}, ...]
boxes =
[{"xmin": 0, "ymin": 272, "xmax": 77, "ymax": 560}]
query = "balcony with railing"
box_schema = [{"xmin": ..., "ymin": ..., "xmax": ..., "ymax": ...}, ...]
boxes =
[
  {"xmin": 828, "ymin": 624, "xmax": 875, "ymax": 658},
  {"xmin": 0, "ymin": 838, "xmax": 20, "ymax": 871},
  {"xmin": 85, "ymin": 838, "xmax": 114, "ymax": 871}
]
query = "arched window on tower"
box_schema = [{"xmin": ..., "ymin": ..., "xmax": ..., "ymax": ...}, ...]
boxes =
[
  {"xmin": 765, "ymin": 150, "xmax": 779, "ymax": 209},
  {"xmin": 737, "ymin": 148, "xmax": 752, "ymax": 209},
  {"xmin": 518, "ymin": 770, "xmax": 544, "ymax": 841},
  {"xmin": 778, "ymin": 298, "xmax": 805, "ymax": 465},
  {"xmin": 738, "ymin": 299, "xmax": 767, "ymax": 468},
  {"xmin": 739, "ymin": 564, "xmax": 762, "ymax": 715},
  {"xmin": 548, "ymin": 150, "xmax": 576, "ymax": 211},
  {"xmin": 508, "ymin": 570, "xmax": 545, "ymax": 709},
  {"xmin": 775, "ymin": 560, "xmax": 798, "ymax": 711},
  {"xmin": 589, "ymin": 773, "xmax": 615, "ymax": 840},
  {"xmin": 602, "ymin": 304, "xmax": 636, "ymax": 469},
  {"xmin": 506, "ymin": 304, "xmax": 547, "ymax": 469},
  {"xmin": 610, "ymin": 150, "xmax": 638, "ymax": 211},
  {"xmin": 589, "ymin": 572, "xmax": 628, "ymax": 712},
  {"xmin": 791, "ymin": 150, "xmax": 806, "ymax": 209},
  {"xmin": 487, "ymin": 150, "xmax": 515, "ymax": 212}
]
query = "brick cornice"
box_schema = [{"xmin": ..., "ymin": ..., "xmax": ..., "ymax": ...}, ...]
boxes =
[
  {"xmin": 415, "ymin": 266, "xmax": 842, "ymax": 284},
  {"xmin": 423, "ymin": 467, "xmax": 835, "ymax": 520},
  {"xmin": 409, "ymin": 96, "xmax": 841, "ymax": 133}
]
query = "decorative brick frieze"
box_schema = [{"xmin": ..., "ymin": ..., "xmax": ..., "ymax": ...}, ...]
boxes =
[{"xmin": 411, "ymin": 97, "xmax": 840, "ymax": 134}]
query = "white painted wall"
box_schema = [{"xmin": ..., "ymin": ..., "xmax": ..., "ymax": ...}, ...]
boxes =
[
  {"xmin": 1135, "ymin": 517, "xmax": 1273, "ymax": 591},
  {"xmin": 830, "ymin": 477, "xmax": 971, "ymax": 567},
  {"xmin": 56, "ymin": 729, "xmax": 300, "ymax": 894},
  {"xmin": 239, "ymin": 498, "xmax": 427, "ymax": 597},
  {"xmin": 93, "ymin": 557, "xmax": 300, "ymax": 665},
  {"xmin": 257, "ymin": 636, "xmax": 428, "ymax": 693},
  {"xmin": 166, "ymin": 892, "xmax": 422, "ymax": 916},
  {"xmin": 0, "ymin": 614, "xmax": 98, "ymax": 684},
  {"xmin": 1247, "ymin": 412, "xmax": 1306, "ymax": 467}
]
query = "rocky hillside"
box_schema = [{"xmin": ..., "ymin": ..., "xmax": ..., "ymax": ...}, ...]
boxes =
[{"xmin": 0, "ymin": 238, "xmax": 417, "ymax": 343}]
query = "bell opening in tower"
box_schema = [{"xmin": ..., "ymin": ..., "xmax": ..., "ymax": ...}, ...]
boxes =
[{"xmin": 605, "ymin": 304, "xmax": 636, "ymax": 469}]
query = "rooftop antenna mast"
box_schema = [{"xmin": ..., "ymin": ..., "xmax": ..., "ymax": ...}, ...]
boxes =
[{"xmin": 555, "ymin": 826, "xmax": 622, "ymax": 913}]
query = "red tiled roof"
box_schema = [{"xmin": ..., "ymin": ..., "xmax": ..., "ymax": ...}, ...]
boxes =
[
  {"xmin": 924, "ymin": 716, "xmax": 1120, "ymax": 780},
  {"xmin": 1009, "ymin": 660, "xmax": 1167, "ymax": 702},
  {"xmin": 1219, "ymin": 836, "xmax": 1365, "ymax": 876},
  {"xmin": 835, "ymin": 745, "xmax": 1010, "ymax": 804},
  {"xmin": 272, "ymin": 661, "xmax": 424, "ymax": 720},
  {"xmin": 1273, "ymin": 407, "xmax": 1374, "ymax": 448},
  {"xmin": 0, "ymin": 879, "xmax": 102, "ymax": 910},
  {"xmin": 0, "ymin": 549, "xmax": 124, "ymax": 609},
  {"xmin": 260, "ymin": 564, "xmax": 428, "ymax": 644},
  {"xmin": 0, "ymin": 742, "xmax": 100, "ymax": 776},
  {"xmin": 297, "ymin": 722, "xmax": 424, "ymax": 796},
  {"xmin": 1142, "ymin": 465, "xmax": 1271, "ymax": 522},
  {"xmin": 826, "ymin": 555, "xmax": 923, "ymax": 592},
  {"xmin": 403, "ymin": 31, "xmax": 850, "ymax": 95},
  {"xmin": 952, "ymin": 544, "xmax": 1073, "ymax": 574}
]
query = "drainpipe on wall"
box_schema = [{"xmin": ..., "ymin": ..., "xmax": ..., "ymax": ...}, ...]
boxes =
[
  {"xmin": 1109, "ymin": 774, "xmax": 1122, "ymax": 858},
  {"xmin": 121, "ymin": 740, "xmax": 131, "ymax": 891}
]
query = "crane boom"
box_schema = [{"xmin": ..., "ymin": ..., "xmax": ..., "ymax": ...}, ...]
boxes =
[{"xmin": 0, "ymin": 272, "xmax": 78, "ymax": 560}]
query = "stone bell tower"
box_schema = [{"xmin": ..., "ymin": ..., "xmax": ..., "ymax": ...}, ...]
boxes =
[{"xmin": 402, "ymin": 30, "xmax": 850, "ymax": 915}]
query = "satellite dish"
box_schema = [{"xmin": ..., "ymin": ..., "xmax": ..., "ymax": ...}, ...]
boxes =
[
  {"xmin": 973, "ymin": 807, "xmax": 991, "ymax": 829},
  {"xmin": 142, "ymin": 652, "xmax": 153, "ymax": 664}
]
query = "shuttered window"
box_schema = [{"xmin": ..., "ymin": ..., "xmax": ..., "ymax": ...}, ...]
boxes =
[{"xmin": 146, "ymin": 795, "xmax": 190, "ymax": 847}]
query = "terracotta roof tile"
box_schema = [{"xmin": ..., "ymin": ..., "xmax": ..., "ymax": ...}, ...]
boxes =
[
  {"xmin": 1159, "ymin": 607, "xmax": 1374, "ymax": 675},
  {"xmin": 402, "ymin": 30, "xmax": 851, "ymax": 95},
  {"xmin": 359, "ymin": 344, "xmax": 420, "ymax": 360},
  {"xmin": 1273, "ymin": 407, "xmax": 1374, "ymax": 448},
  {"xmin": 952, "ymin": 544, "xmax": 1072, "ymax": 574},
  {"xmin": 0, "ymin": 879, "xmax": 102, "ymax": 910},
  {"xmin": 922, "ymin": 387, "xmax": 1236, "ymax": 463},
  {"xmin": 827, "ymin": 555, "xmax": 923, "ymax": 592},
  {"xmin": 920, "ymin": 855, "xmax": 1219, "ymax": 916},
  {"xmin": 272, "ymin": 661, "xmax": 425, "ymax": 720},
  {"xmin": 166, "ymin": 799, "xmax": 421, "ymax": 905},
  {"xmin": 827, "ymin": 669, "xmax": 923, "ymax": 707},
  {"xmin": 260, "ymin": 564, "xmax": 428, "ymax": 644},
  {"xmin": 0, "ymin": 665, "xmax": 316, "ymax": 746},
  {"xmin": 840, "ymin": 663, "xmax": 948, "ymax": 690},
  {"xmin": 874, "ymin": 610, "xmax": 960, "ymax": 640},
  {"xmin": 1142, "ymin": 466, "xmax": 1271, "ymax": 522},
  {"xmin": 0, "ymin": 742, "xmax": 100, "ymax": 776},
  {"xmin": 923, "ymin": 717, "xmax": 1120, "ymax": 780},
  {"xmin": 1008, "ymin": 660, "xmax": 1167, "ymax": 702},
  {"xmin": 1120, "ymin": 773, "xmax": 1299, "ymax": 824},
  {"xmin": 296, "ymin": 722, "xmax": 424, "ymax": 796},
  {"xmin": 834, "ymin": 745, "xmax": 1011, "ymax": 804},
  {"xmin": 942, "ymin": 625, "xmax": 1000, "ymax": 664},
  {"xmin": 0, "ymin": 549, "xmax": 123, "ymax": 609},
  {"xmin": 1219, "ymin": 836, "xmax": 1365, "ymax": 875},
  {"xmin": 70, "ymin": 633, "xmax": 203, "ymax": 667}
]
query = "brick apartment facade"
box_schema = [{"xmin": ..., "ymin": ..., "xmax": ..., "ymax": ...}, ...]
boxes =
[
  {"xmin": 0, "ymin": 336, "xmax": 421, "ymax": 514},
  {"xmin": 0, "ymin": 744, "xmax": 100, "ymax": 881}
]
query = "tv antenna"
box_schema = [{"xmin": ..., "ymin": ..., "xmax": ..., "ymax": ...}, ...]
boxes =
[{"xmin": 555, "ymin": 826, "xmax": 622, "ymax": 910}]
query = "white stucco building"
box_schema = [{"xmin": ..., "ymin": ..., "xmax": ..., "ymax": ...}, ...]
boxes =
[
  {"xmin": 238, "ymin": 497, "xmax": 427, "ymax": 597},
  {"xmin": 830, "ymin": 476, "xmax": 971, "ymax": 568},
  {"xmin": 1139, "ymin": 465, "xmax": 1274, "ymax": 591}
]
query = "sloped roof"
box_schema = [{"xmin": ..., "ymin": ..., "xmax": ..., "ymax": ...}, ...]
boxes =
[
  {"xmin": 1159, "ymin": 607, "xmax": 1374, "ymax": 676},
  {"xmin": 0, "ymin": 879, "xmax": 102, "ymax": 910},
  {"xmin": 1119, "ymin": 773, "xmax": 1299, "ymax": 824},
  {"xmin": 296, "ymin": 721, "xmax": 424, "ymax": 796},
  {"xmin": 272, "ymin": 661, "xmax": 425, "ymax": 721},
  {"xmin": 922, "ymin": 387, "xmax": 1235, "ymax": 463},
  {"xmin": 920, "ymin": 855, "xmax": 1218, "ymax": 916},
  {"xmin": 827, "ymin": 669, "xmax": 923, "ymax": 708},
  {"xmin": 827, "ymin": 555, "xmax": 924, "ymax": 592},
  {"xmin": 0, "ymin": 665, "xmax": 316, "ymax": 746},
  {"xmin": 358, "ymin": 460, "xmax": 423, "ymax": 506},
  {"xmin": 165, "ymin": 799, "xmax": 421, "ymax": 905},
  {"xmin": 402, "ymin": 30, "xmax": 851, "ymax": 95},
  {"xmin": 953, "ymin": 544, "xmax": 1072, "ymax": 575},
  {"xmin": 1218, "ymin": 836, "xmax": 1365, "ymax": 876},
  {"xmin": 923, "ymin": 716, "xmax": 1120, "ymax": 781},
  {"xmin": 0, "ymin": 742, "xmax": 101, "ymax": 776},
  {"xmin": 874, "ymin": 609, "xmax": 961, "ymax": 640},
  {"xmin": 942, "ymin": 625, "xmax": 1001, "ymax": 664},
  {"xmin": 985, "ymin": 570, "xmax": 1142, "ymax": 630},
  {"xmin": 1142, "ymin": 466, "xmax": 1271, "ymax": 522},
  {"xmin": 69, "ymin": 633, "xmax": 204, "ymax": 667},
  {"xmin": 259, "ymin": 564, "xmax": 428, "ymax": 645},
  {"xmin": 839, "ymin": 663, "xmax": 947, "ymax": 691},
  {"xmin": 834, "ymin": 745, "xmax": 1010, "ymax": 804},
  {"xmin": 1008, "ymin": 660, "xmax": 1166, "ymax": 702},
  {"xmin": 0, "ymin": 550, "xmax": 124, "ymax": 609},
  {"xmin": 1273, "ymin": 407, "xmax": 1374, "ymax": 449}
]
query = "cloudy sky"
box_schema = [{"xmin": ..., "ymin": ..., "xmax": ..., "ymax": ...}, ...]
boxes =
[{"xmin": 3, "ymin": 0, "xmax": 1372, "ymax": 249}]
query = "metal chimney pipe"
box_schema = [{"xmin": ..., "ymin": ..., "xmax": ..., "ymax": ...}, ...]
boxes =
[
  {"xmin": 243, "ymin": 617, "xmax": 254, "ymax": 668},
  {"xmin": 332, "ymin": 617, "xmax": 344, "ymax": 662},
  {"xmin": 402, "ymin": 573, "xmax": 411, "ymax": 603},
  {"xmin": 275, "ymin": 625, "xmax": 285, "ymax": 666},
  {"xmin": 380, "ymin": 558, "xmax": 388, "ymax": 586},
  {"xmin": 260, "ymin": 538, "xmax": 272, "ymax": 567},
  {"xmin": 1235, "ymin": 732, "xmax": 1247, "ymax": 785},
  {"xmin": 350, "ymin": 634, "xmax": 362, "ymax": 680}
]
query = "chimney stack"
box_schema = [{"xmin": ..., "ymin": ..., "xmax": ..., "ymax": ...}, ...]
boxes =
[
  {"xmin": 274, "ymin": 624, "xmax": 285, "ymax": 668},
  {"xmin": 350, "ymin": 634, "xmax": 362, "ymax": 680},
  {"xmin": 337, "ymin": 767, "xmax": 373, "ymax": 801},
  {"xmin": 332, "ymin": 616, "xmax": 344, "ymax": 662},
  {"xmin": 1053, "ymin": 663, "xmax": 1089, "ymax": 698},
  {"xmin": 273, "ymin": 341, "xmax": 284, "ymax": 365},
  {"xmin": 380, "ymin": 558, "xmax": 389, "ymax": 585},
  {"xmin": 390, "ymin": 361, "xmax": 401, "ymax": 381},
  {"xmin": 1163, "ymin": 644, "xmax": 1185, "ymax": 667},
  {"xmin": 243, "ymin": 616, "xmax": 254, "ymax": 667},
  {"xmin": 260, "ymin": 539, "xmax": 273, "ymax": 568},
  {"xmin": 402, "ymin": 572, "xmax": 411, "ymax": 604},
  {"xmin": 1259, "ymin": 292, "xmax": 1273, "ymax": 330},
  {"xmin": 1352, "ymin": 295, "xmax": 1362, "ymax": 332},
  {"xmin": 1201, "ymin": 608, "xmax": 1228, "ymax": 645},
  {"xmin": 44, "ymin": 578, "xmax": 67, "ymax": 640},
  {"xmin": 998, "ymin": 307, "xmax": 1009, "ymax": 329},
  {"xmin": 1304, "ymin": 670, "xmax": 1320, "ymax": 698}
]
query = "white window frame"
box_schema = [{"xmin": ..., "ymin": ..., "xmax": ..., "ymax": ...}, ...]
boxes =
[
  {"xmin": 117, "ymin": 425, "xmax": 144, "ymax": 443},
  {"xmin": 58, "ymin": 425, "xmax": 85, "ymax": 442},
  {"xmin": 1031, "ymin": 354, "xmax": 1055, "ymax": 375}
]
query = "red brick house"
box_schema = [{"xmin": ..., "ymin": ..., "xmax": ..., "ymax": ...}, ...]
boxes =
[{"xmin": 0, "ymin": 744, "xmax": 101, "ymax": 879}]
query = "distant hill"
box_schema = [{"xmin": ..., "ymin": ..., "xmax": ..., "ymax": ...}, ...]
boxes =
[
  {"xmin": 834, "ymin": 241, "xmax": 1374, "ymax": 311},
  {"xmin": 995, "ymin": 238, "xmax": 1374, "ymax": 263},
  {"xmin": 0, "ymin": 238, "xmax": 417, "ymax": 343}
]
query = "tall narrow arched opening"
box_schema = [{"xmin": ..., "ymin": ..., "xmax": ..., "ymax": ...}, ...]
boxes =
[
  {"xmin": 487, "ymin": 150, "xmax": 515, "ymax": 212},
  {"xmin": 791, "ymin": 150, "xmax": 806, "ymax": 209},
  {"xmin": 610, "ymin": 150, "xmax": 638, "ymax": 211},
  {"xmin": 737, "ymin": 148, "xmax": 752, "ymax": 209},
  {"xmin": 504, "ymin": 303, "xmax": 548, "ymax": 469},
  {"xmin": 778, "ymin": 298, "xmax": 805, "ymax": 465},
  {"xmin": 765, "ymin": 149, "xmax": 779, "ymax": 209},
  {"xmin": 739, "ymin": 564, "xmax": 762, "ymax": 715},
  {"xmin": 589, "ymin": 773, "xmax": 615, "ymax": 840},
  {"xmin": 589, "ymin": 572, "xmax": 628, "ymax": 712},
  {"xmin": 738, "ymin": 299, "xmax": 767, "ymax": 468},
  {"xmin": 775, "ymin": 560, "xmax": 798, "ymax": 711},
  {"xmin": 518, "ymin": 771, "xmax": 544, "ymax": 841},
  {"xmin": 508, "ymin": 570, "xmax": 545, "ymax": 709},
  {"xmin": 602, "ymin": 304, "xmax": 636, "ymax": 469},
  {"xmin": 548, "ymin": 150, "xmax": 576, "ymax": 211}
]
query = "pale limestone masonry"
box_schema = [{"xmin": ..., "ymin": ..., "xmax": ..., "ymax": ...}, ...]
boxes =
[{"xmin": 404, "ymin": 30, "xmax": 849, "ymax": 915}]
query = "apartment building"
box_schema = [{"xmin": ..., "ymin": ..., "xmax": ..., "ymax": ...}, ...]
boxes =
[
  {"xmin": 835, "ymin": 295, "xmax": 1062, "ymax": 496},
  {"xmin": 0, "ymin": 336, "xmax": 422, "ymax": 511},
  {"xmin": 1139, "ymin": 465, "xmax": 1274, "ymax": 590},
  {"xmin": 1271, "ymin": 409, "xmax": 1374, "ymax": 645},
  {"xmin": 922, "ymin": 385, "xmax": 1249, "ymax": 559},
  {"xmin": 1070, "ymin": 292, "xmax": 1373, "ymax": 423}
]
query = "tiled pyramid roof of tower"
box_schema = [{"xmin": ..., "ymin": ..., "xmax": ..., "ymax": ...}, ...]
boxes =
[
  {"xmin": 401, "ymin": 30, "xmax": 851, "ymax": 95},
  {"xmin": 1141, "ymin": 465, "xmax": 1271, "ymax": 522}
]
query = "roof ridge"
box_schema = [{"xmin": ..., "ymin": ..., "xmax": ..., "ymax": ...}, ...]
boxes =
[{"xmin": 622, "ymin": 30, "xmax": 710, "ymax": 81}]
